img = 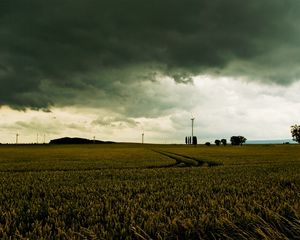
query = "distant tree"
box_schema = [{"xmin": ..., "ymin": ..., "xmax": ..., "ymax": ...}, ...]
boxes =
[
  {"xmin": 240, "ymin": 136, "xmax": 247, "ymax": 145},
  {"xmin": 214, "ymin": 139, "xmax": 221, "ymax": 146},
  {"xmin": 185, "ymin": 136, "xmax": 188, "ymax": 144},
  {"xmin": 230, "ymin": 136, "xmax": 247, "ymax": 146},
  {"xmin": 291, "ymin": 124, "xmax": 300, "ymax": 143},
  {"xmin": 205, "ymin": 142, "xmax": 211, "ymax": 146},
  {"xmin": 193, "ymin": 136, "xmax": 197, "ymax": 145},
  {"xmin": 221, "ymin": 139, "xmax": 227, "ymax": 146},
  {"xmin": 230, "ymin": 136, "xmax": 238, "ymax": 145}
]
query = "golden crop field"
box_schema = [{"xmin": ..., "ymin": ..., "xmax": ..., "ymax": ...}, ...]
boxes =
[{"xmin": 0, "ymin": 144, "xmax": 299, "ymax": 239}]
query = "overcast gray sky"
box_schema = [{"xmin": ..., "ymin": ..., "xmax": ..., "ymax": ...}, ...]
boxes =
[{"xmin": 1, "ymin": 0, "xmax": 300, "ymax": 143}]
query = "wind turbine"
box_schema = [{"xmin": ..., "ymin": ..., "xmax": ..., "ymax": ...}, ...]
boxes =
[
  {"xmin": 16, "ymin": 133, "xmax": 19, "ymax": 144},
  {"xmin": 191, "ymin": 114, "xmax": 195, "ymax": 144}
]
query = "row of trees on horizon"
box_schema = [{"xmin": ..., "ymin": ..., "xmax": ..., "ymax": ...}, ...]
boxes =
[{"xmin": 189, "ymin": 124, "xmax": 300, "ymax": 146}]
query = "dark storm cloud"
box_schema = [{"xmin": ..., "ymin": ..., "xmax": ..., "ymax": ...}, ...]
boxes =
[{"xmin": 1, "ymin": 0, "xmax": 300, "ymax": 110}]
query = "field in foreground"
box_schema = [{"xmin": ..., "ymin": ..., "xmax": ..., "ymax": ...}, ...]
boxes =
[{"xmin": 0, "ymin": 144, "xmax": 299, "ymax": 239}]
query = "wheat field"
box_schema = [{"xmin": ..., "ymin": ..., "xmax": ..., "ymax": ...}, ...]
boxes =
[{"xmin": 0, "ymin": 144, "xmax": 299, "ymax": 239}]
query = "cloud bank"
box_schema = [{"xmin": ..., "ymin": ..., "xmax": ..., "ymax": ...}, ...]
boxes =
[
  {"xmin": 1, "ymin": 0, "xmax": 300, "ymax": 113},
  {"xmin": 1, "ymin": 77, "xmax": 300, "ymax": 144}
]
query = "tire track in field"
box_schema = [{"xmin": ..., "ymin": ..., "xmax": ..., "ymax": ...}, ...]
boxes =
[
  {"xmin": 152, "ymin": 149, "xmax": 223, "ymax": 167},
  {"xmin": 152, "ymin": 150, "xmax": 200, "ymax": 167},
  {"xmin": 166, "ymin": 151, "xmax": 223, "ymax": 167}
]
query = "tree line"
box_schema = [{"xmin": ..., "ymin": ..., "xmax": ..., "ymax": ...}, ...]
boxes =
[{"xmin": 212, "ymin": 136, "xmax": 247, "ymax": 146}]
